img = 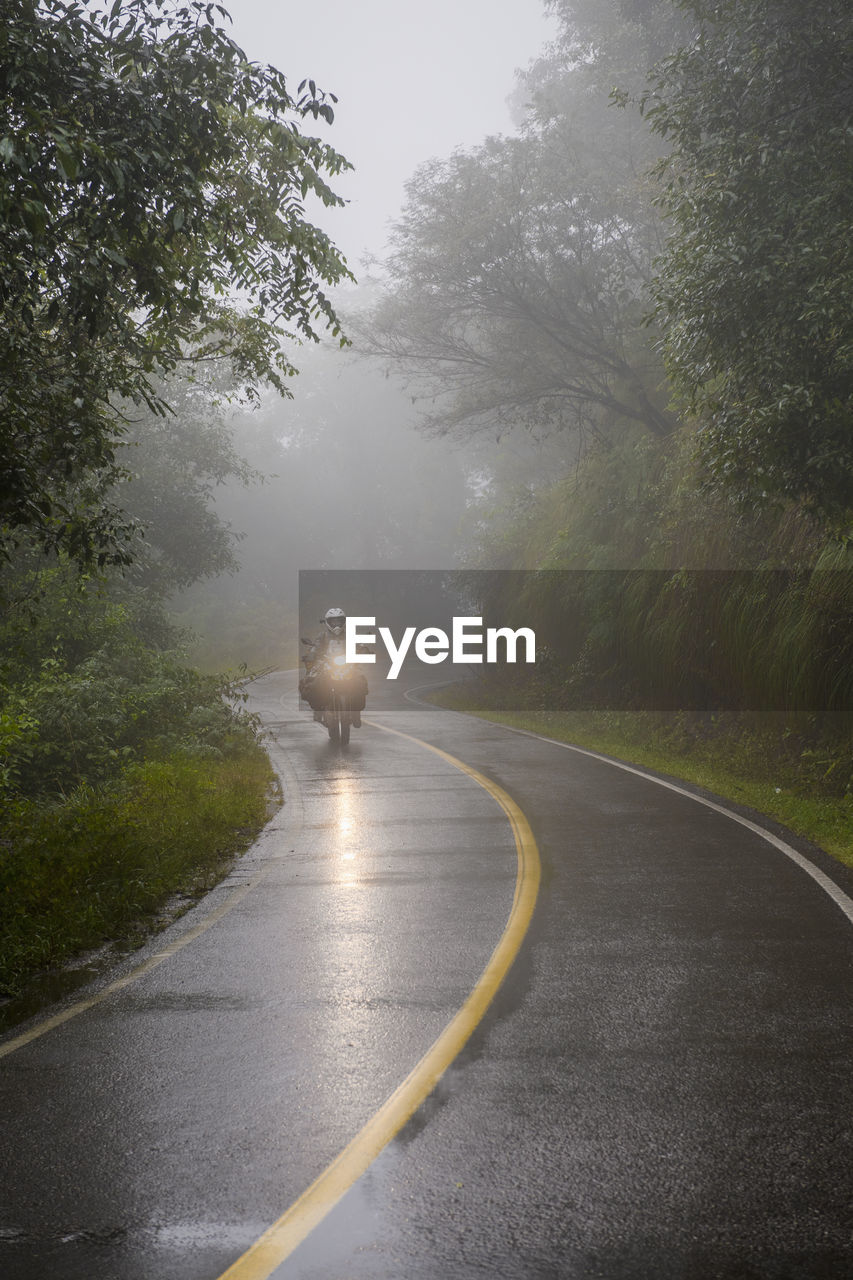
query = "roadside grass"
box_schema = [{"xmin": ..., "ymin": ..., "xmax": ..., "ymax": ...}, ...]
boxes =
[
  {"xmin": 430, "ymin": 689, "xmax": 853, "ymax": 871},
  {"xmin": 0, "ymin": 744, "xmax": 278, "ymax": 998}
]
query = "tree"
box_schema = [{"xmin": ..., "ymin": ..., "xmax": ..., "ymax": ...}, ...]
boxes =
[
  {"xmin": 362, "ymin": 128, "xmax": 672, "ymax": 446},
  {"xmin": 360, "ymin": 1, "xmax": 678, "ymax": 451},
  {"xmin": 0, "ymin": 0, "xmax": 352, "ymax": 564},
  {"xmin": 114, "ymin": 371, "xmax": 258, "ymax": 596},
  {"xmin": 645, "ymin": 0, "xmax": 853, "ymax": 523},
  {"xmin": 540, "ymin": 0, "xmax": 693, "ymax": 100}
]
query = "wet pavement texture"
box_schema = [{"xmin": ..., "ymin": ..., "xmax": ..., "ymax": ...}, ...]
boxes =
[{"xmin": 1, "ymin": 671, "xmax": 852, "ymax": 1278}]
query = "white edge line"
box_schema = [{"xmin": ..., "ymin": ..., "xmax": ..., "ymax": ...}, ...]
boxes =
[
  {"xmin": 398, "ymin": 688, "xmax": 853, "ymax": 930},
  {"xmin": 493, "ymin": 721, "xmax": 853, "ymax": 927}
]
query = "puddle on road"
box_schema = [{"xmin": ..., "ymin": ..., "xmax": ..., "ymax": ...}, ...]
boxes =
[
  {"xmin": 276, "ymin": 1144, "xmax": 405, "ymax": 1278},
  {"xmin": 118, "ymin": 991, "xmax": 262, "ymax": 1013},
  {"xmin": 273, "ymin": 934, "xmax": 537, "ymax": 1277},
  {"xmin": 150, "ymin": 1220, "xmax": 272, "ymax": 1251}
]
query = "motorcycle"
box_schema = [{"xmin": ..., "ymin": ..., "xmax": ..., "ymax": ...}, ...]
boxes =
[{"xmin": 300, "ymin": 637, "xmax": 366, "ymax": 745}]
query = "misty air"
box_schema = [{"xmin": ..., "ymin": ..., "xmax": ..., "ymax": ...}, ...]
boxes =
[{"xmin": 1, "ymin": 2, "xmax": 851, "ymax": 1277}]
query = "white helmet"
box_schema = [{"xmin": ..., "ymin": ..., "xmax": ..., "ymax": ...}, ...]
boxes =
[{"xmin": 323, "ymin": 607, "xmax": 346, "ymax": 636}]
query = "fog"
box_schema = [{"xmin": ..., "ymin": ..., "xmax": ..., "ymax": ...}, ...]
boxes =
[
  {"xmin": 3, "ymin": 8, "xmax": 850, "ymax": 1267},
  {"xmin": 169, "ymin": 1, "xmax": 848, "ymax": 672},
  {"xmin": 173, "ymin": 341, "xmax": 469, "ymax": 666},
  {"xmin": 174, "ymin": 1, "xmax": 564, "ymax": 668},
  {"xmin": 226, "ymin": 0, "xmax": 557, "ymax": 266}
]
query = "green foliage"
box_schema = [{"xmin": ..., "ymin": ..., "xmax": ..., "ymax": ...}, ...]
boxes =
[
  {"xmin": 645, "ymin": 0, "xmax": 853, "ymax": 521},
  {"xmin": 0, "ymin": 554, "xmax": 258, "ymax": 798},
  {"xmin": 115, "ymin": 370, "xmax": 258, "ymax": 595},
  {"xmin": 463, "ymin": 411, "xmax": 853, "ymax": 718},
  {"xmin": 1, "ymin": 650, "xmax": 256, "ymax": 798},
  {"xmin": 0, "ymin": 0, "xmax": 352, "ymax": 564},
  {"xmin": 362, "ymin": 3, "xmax": 675, "ymax": 448},
  {"xmin": 528, "ymin": 431, "xmax": 669, "ymax": 570},
  {"xmin": 0, "ymin": 550, "xmax": 277, "ymax": 997},
  {"xmin": 0, "ymin": 0, "xmax": 354, "ymax": 1000},
  {"xmin": 0, "ymin": 705, "xmax": 39, "ymax": 795},
  {"xmin": 542, "ymin": 0, "xmax": 693, "ymax": 96},
  {"xmin": 0, "ymin": 746, "xmax": 275, "ymax": 997}
]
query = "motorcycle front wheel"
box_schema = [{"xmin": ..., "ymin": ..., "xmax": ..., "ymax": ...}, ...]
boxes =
[{"xmin": 326, "ymin": 693, "xmax": 351, "ymax": 746}]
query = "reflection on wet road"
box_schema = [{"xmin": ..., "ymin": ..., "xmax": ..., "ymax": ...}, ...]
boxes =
[
  {"xmin": 1, "ymin": 670, "xmax": 852, "ymax": 1279},
  {"xmin": 0, "ymin": 672, "xmax": 520, "ymax": 1279}
]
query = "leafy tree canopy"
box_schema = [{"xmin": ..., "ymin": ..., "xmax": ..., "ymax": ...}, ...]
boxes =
[
  {"xmin": 114, "ymin": 371, "xmax": 258, "ymax": 596},
  {"xmin": 361, "ymin": 1, "xmax": 684, "ymax": 453},
  {"xmin": 363, "ymin": 127, "xmax": 672, "ymax": 445},
  {"xmin": 0, "ymin": 0, "xmax": 353, "ymax": 564},
  {"xmin": 645, "ymin": 0, "xmax": 853, "ymax": 523},
  {"xmin": 541, "ymin": 0, "xmax": 693, "ymax": 95}
]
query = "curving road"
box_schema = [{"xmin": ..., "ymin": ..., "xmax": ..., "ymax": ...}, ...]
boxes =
[{"xmin": 1, "ymin": 669, "xmax": 851, "ymax": 1278}]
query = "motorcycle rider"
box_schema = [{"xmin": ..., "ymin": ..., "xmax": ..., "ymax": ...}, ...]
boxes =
[{"xmin": 299, "ymin": 607, "xmax": 368, "ymax": 727}]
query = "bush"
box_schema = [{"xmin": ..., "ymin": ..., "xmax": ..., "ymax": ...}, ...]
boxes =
[{"xmin": 0, "ymin": 560, "xmax": 277, "ymax": 999}]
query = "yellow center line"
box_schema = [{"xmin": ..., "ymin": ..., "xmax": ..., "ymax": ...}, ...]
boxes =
[{"xmin": 216, "ymin": 717, "xmax": 541, "ymax": 1280}]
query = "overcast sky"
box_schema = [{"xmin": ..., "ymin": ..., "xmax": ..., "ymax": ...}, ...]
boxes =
[{"xmin": 226, "ymin": 0, "xmax": 557, "ymax": 273}]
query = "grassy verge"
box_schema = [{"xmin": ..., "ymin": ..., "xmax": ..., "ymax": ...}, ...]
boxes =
[
  {"xmin": 431, "ymin": 689, "xmax": 853, "ymax": 871},
  {"xmin": 0, "ymin": 744, "xmax": 278, "ymax": 998}
]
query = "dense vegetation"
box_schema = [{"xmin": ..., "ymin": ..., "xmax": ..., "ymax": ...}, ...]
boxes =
[
  {"xmin": 646, "ymin": 0, "xmax": 853, "ymax": 522},
  {"xmin": 367, "ymin": 0, "xmax": 853, "ymax": 520},
  {"xmin": 0, "ymin": 532, "xmax": 280, "ymax": 996},
  {"xmin": 1, "ymin": 0, "xmax": 350, "ymax": 566},
  {"xmin": 365, "ymin": 0, "xmax": 853, "ymax": 858},
  {"xmin": 2, "ymin": 0, "xmax": 852, "ymax": 999},
  {"xmin": 0, "ymin": 0, "xmax": 350, "ymax": 998},
  {"xmin": 0, "ymin": 599, "xmax": 275, "ymax": 996}
]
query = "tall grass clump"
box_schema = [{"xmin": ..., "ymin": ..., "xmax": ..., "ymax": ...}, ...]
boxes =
[{"xmin": 0, "ymin": 748, "xmax": 274, "ymax": 997}]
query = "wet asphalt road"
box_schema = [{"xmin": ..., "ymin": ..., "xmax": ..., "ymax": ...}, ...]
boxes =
[{"xmin": 1, "ymin": 670, "xmax": 852, "ymax": 1278}]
